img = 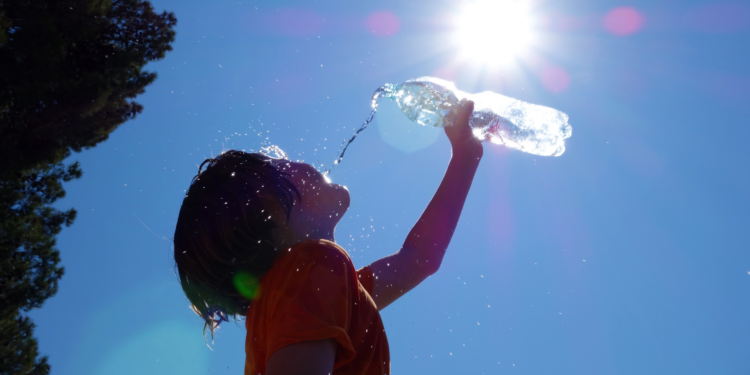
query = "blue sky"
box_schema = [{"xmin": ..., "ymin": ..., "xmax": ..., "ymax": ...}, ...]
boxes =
[{"xmin": 30, "ymin": 0, "xmax": 750, "ymax": 374}]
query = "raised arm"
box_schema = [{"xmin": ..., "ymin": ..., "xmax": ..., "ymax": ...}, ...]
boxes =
[{"xmin": 367, "ymin": 101, "xmax": 483, "ymax": 310}]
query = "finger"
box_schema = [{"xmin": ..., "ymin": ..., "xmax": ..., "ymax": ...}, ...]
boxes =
[{"xmin": 459, "ymin": 100, "xmax": 474, "ymax": 124}]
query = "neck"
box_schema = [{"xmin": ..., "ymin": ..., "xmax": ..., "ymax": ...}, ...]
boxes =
[{"xmin": 273, "ymin": 224, "xmax": 335, "ymax": 250}]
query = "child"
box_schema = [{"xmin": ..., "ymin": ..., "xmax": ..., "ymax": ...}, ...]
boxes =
[{"xmin": 173, "ymin": 101, "xmax": 482, "ymax": 375}]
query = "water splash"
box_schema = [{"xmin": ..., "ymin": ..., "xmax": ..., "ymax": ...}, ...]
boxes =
[
  {"xmin": 259, "ymin": 145, "xmax": 289, "ymax": 160},
  {"xmin": 325, "ymin": 87, "xmax": 387, "ymax": 175},
  {"xmin": 325, "ymin": 79, "xmax": 457, "ymax": 174}
]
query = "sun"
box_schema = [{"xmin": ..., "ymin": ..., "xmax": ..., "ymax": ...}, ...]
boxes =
[{"xmin": 453, "ymin": 0, "xmax": 536, "ymax": 64}]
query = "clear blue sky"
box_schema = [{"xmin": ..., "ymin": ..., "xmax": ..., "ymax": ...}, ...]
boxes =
[{"xmin": 30, "ymin": 0, "xmax": 750, "ymax": 373}]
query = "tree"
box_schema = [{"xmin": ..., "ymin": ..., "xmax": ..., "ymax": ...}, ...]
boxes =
[{"xmin": 0, "ymin": 1, "xmax": 176, "ymax": 373}]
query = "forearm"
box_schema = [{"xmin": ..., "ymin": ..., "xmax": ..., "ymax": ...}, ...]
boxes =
[
  {"xmin": 368, "ymin": 149, "xmax": 481, "ymax": 309},
  {"xmin": 401, "ymin": 149, "xmax": 482, "ymax": 274},
  {"xmin": 367, "ymin": 101, "xmax": 482, "ymax": 310}
]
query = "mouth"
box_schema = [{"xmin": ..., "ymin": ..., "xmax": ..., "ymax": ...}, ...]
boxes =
[{"xmin": 322, "ymin": 172, "xmax": 348, "ymax": 192}]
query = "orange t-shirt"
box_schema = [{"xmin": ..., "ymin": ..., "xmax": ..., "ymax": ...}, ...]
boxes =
[{"xmin": 244, "ymin": 239, "xmax": 390, "ymax": 375}]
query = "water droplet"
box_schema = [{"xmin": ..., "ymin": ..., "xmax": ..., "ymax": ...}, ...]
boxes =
[{"xmin": 259, "ymin": 145, "xmax": 288, "ymax": 159}]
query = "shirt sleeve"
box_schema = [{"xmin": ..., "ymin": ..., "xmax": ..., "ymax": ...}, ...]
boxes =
[
  {"xmin": 357, "ymin": 266, "xmax": 374, "ymax": 296},
  {"xmin": 267, "ymin": 251, "xmax": 357, "ymax": 370}
]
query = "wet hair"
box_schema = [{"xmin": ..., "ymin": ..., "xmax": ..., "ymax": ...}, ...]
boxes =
[{"xmin": 173, "ymin": 150, "xmax": 299, "ymax": 339}]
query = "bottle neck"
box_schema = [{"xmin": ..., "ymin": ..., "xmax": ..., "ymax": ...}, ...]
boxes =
[{"xmin": 380, "ymin": 83, "xmax": 400, "ymax": 100}]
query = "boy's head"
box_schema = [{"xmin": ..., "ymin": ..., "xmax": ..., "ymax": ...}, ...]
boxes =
[
  {"xmin": 173, "ymin": 150, "xmax": 349, "ymax": 336},
  {"xmin": 173, "ymin": 150, "xmax": 299, "ymax": 335}
]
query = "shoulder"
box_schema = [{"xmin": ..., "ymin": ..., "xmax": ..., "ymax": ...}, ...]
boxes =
[
  {"xmin": 289, "ymin": 239, "xmax": 351, "ymax": 265},
  {"xmin": 257, "ymin": 240, "xmax": 357, "ymax": 308},
  {"xmin": 272, "ymin": 239, "xmax": 354, "ymax": 279}
]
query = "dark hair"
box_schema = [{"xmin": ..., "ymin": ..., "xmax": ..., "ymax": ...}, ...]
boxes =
[{"xmin": 173, "ymin": 150, "xmax": 299, "ymax": 339}]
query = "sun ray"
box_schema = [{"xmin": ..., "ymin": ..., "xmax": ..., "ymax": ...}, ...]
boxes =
[{"xmin": 452, "ymin": 0, "xmax": 537, "ymax": 66}]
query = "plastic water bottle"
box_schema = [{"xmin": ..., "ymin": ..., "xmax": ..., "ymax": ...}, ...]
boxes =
[
  {"xmin": 381, "ymin": 76, "xmax": 572, "ymax": 157},
  {"xmin": 328, "ymin": 77, "xmax": 572, "ymax": 174}
]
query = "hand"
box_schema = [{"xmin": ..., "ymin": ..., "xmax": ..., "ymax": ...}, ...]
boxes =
[{"xmin": 445, "ymin": 100, "xmax": 483, "ymax": 159}]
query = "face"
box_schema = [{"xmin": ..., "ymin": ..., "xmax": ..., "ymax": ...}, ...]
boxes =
[{"xmin": 269, "ymin": 159, "xmax": 350, "ymax": 235}]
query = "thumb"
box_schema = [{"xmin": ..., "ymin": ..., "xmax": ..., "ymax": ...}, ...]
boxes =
[{"xmin": 458, "ymin": 100, "xmax": 474, "ymax": 125}]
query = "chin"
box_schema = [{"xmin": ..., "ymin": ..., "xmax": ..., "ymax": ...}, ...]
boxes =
[{"xmin": 330, "ymin": 184, "xmax": 350, "ymax": 222}]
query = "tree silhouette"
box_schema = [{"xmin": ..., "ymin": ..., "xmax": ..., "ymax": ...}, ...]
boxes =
[{"xmin": 0, "ymin": 1, "xmax": 176, "ymax": 373}]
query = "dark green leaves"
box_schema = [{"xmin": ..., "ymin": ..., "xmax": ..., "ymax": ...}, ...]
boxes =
[{"xmin": 0, "ymin": 1, "xmax": 176, "ymax": 373}]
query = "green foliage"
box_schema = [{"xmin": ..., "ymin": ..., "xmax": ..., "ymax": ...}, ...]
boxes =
[
  {"xmin": 0, "ymin": 11, "xmax": 9, "ymax": 46},
  {"xmin": 0, "ymin": 163, "xmax": 81, "ymax": 317},
  {"xmin": 0, "ymin": 0, "xmax": 177, "ymax": 173},
  {"xmin": 0, "ymin": 317, "xmax": 50, "ymax": 375},
  {"xmin": 0, "ymin": 0, "xmax": 176, "ymax": 373}
]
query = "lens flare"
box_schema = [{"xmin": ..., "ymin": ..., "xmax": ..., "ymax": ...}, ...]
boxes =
[
  {"xmin": 541, "ymin": 65, "xmax": 571, "ymax": 93},
  {"xmin": 233, "ymin": 271, "xmax": 261, "ymax": 300},
  {"xmin": 603, "ymin": 7, "xmax": 644, "ymax": 36},
  {"xmin": 366, "ymin": 11, "xmax": 400, "ymax": 36}
]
